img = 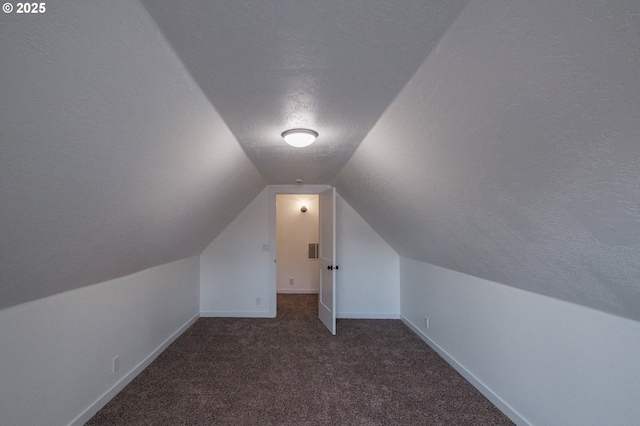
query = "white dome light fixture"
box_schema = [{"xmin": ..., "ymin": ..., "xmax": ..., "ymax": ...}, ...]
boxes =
[{"xmin": 281, "ymin": 128, "xmax": 318, "ymax": 148}]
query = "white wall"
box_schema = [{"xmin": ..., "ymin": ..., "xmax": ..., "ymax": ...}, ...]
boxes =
[
  {"xmin": 200, "ymin": 185, "xmax": 399, "ymax": 319},
  {"xmin": 200, "ymin": 188, "xmax": 271, "ymax": 317},
  {"xmin": 0, "ymin": 256, "xmax": 200, "ymax": 426},
  {"xmin": 276, "ymin": 194, "xmax": 320, "ymax": 293},
  {"xmin": 400, "ymin": 256, "xmax": 640, "ymax": 426},
  {"xmin": 336, "ymin": 194, "xmax": 399, "ymax": 318}
]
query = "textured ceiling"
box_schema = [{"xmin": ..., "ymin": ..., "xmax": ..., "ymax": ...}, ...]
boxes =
[
  {"xmin": 336, "ymin": 0, "xmax": 640, "ymax": 321},
  {"xmin": 0, "ymin": 1, "xmax": 265, "ymax": 308},
  {"xmin": 2, "ymin": 0, "xmax": 640, "ymax": 323},
  {"xmin": 141, "ymin": 0, "xmax": 470, "ymax": 184}
]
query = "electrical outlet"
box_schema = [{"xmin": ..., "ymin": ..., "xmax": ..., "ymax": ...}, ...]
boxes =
[
  {"xmin": 289, "ymin": 278, "xmax": 294, "ymax": 285},
  {"xmin": 112, "ymin": 355, "xmax": 120, "ymax": 373},
  {"xmin": 424, "ymin": 317, "xmax": 429, "ymax": 329},
  {"xmin": 256, "ymin": 297, "xmax": 261, "ymax": 305}
]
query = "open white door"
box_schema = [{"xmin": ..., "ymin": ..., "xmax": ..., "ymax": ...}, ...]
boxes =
[{"xmin": 318, "ymin": 187, "xmax": 337, "ymax": 335}]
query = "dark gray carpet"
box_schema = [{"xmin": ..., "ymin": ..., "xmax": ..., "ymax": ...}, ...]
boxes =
[{"xmin": 87, "ymin": 294, "xmax": 513, "ymax": 425}]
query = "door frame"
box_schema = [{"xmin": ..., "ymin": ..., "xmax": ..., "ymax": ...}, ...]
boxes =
[{"xmin": 268, "ymin": 185, "xmax": 331, "ymax": 318}]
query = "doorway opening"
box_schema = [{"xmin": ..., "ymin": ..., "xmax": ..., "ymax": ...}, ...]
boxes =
[{"xmin": 276, "ymin": 194, "xmax": 319, "ymax": 317}]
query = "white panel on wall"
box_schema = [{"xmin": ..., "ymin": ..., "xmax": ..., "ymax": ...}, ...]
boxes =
[
  {"xmin": 276, "ymin": 194, "xmax": 319, "ymax": 294},
  {"xmin": 400, "ymin": 256, "xmax": 640, "ymax": 426},
  {"xmin": 0, "ymin": 256, "xmax": 200, "ymax": 426},
  {"xmin": 336, "ymin": 195, "xmax": 400, "ymax": 319},
  {"xmin": 200, "ymin": 188, "xmax": 271, "ymax": 317}
]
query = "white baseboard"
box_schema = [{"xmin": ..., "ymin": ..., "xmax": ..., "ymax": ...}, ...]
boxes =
[
  {"xmin": 337, "ymin": 312, "xmax": 400, "ymax": 319},
  {"xmin": 276, "ymin": 289, "xmax": 319, "ymax": 294},
  {"xmin": 68, "ymin": 313, "xmax": 200, "ymax": 426},
  {"xmin": 200, "ymin": 310, "xmax": 274, "ymax": 318},
  {"xmin": 400, "ymin": 315, "xmax": 529, "ymax": 426}
]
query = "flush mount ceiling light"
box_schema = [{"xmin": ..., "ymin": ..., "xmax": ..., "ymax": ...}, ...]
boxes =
[{"xmin": 281, "ymin": 128, "xmax": 318, "ymax": 148}]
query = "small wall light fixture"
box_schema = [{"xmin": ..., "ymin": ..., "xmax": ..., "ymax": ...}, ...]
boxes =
[
  {"xmin": 301, "ymin": 205, "xmax": 308, "ymax": 213},
  {"xmin": 281, "ymin": 128, "xmax": 318, "ymax": 148}
]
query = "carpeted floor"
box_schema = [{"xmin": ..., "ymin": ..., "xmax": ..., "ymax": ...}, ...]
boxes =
[{"xmin": 87, "ymin": 294, "xmax": 513, "ymax": 425}]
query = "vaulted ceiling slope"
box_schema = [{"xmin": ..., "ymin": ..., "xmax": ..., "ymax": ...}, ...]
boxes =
[
  {"xmin": 140, "ymin": 0, "xmax": 470, "ymax": 184},
  {"xmin": 3, "ymin": 0, "xmax": 639, "ymax": 322},
  {"xmin": 336, "ymin": 0, "xmax": 640, "ymax": 321},
  {"xmin": 0, "ymin": 1, "xmax": 266, "ymax": 309}
]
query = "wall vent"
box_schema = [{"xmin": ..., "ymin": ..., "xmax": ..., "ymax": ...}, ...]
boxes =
[{"xmin": 308, "ymin": 243, "xmax": 319, "ymax": 259}]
